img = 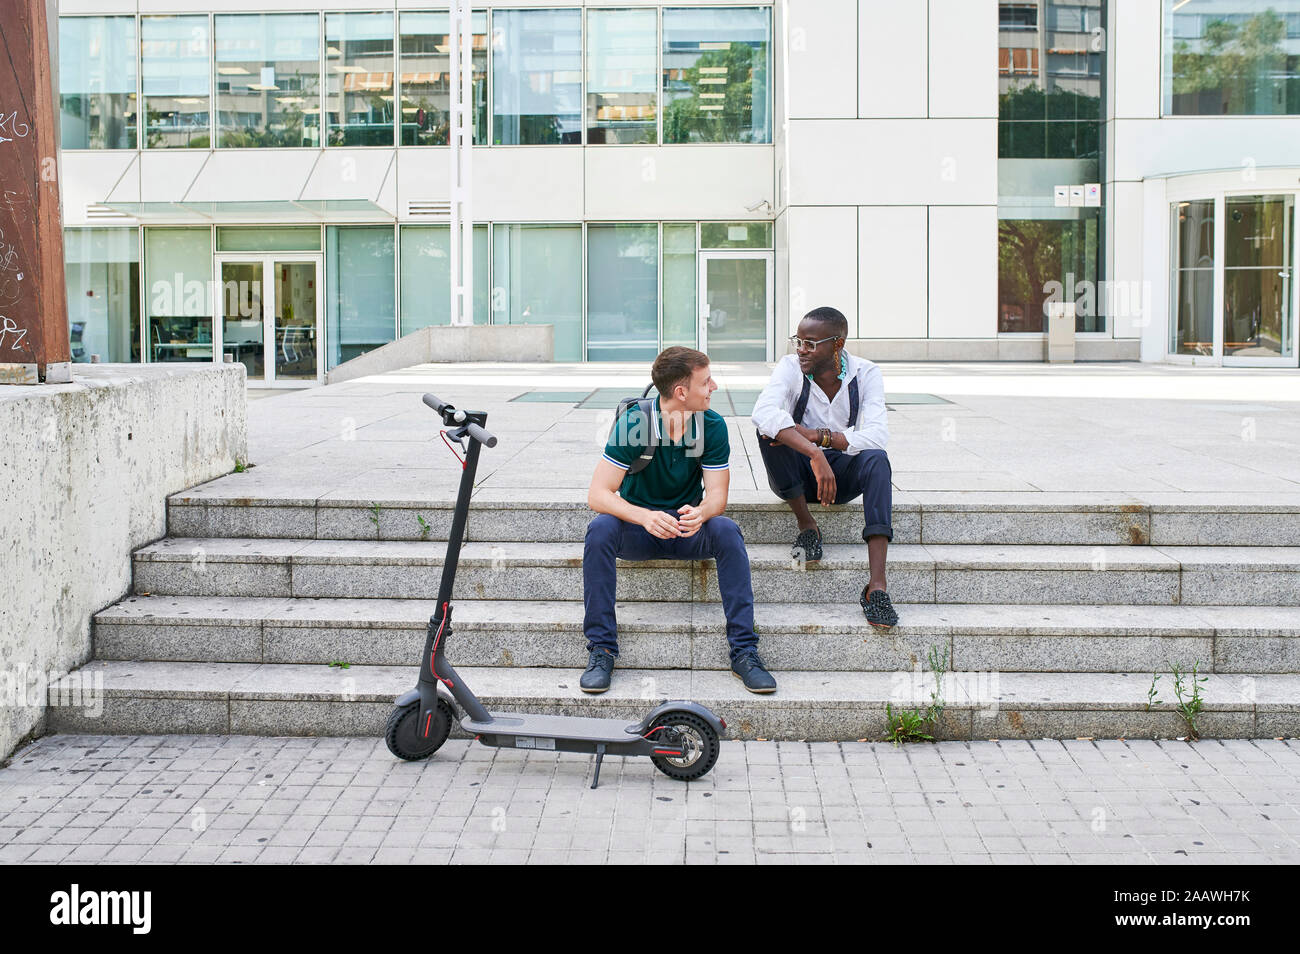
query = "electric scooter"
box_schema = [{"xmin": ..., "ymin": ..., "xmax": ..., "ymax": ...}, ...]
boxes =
[{"xmin": 385, "ymin": 393, "xmax": 726, "ymax": 788}]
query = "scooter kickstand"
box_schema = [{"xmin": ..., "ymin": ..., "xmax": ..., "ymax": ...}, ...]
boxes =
[{"xmin": 591, "ymin": 744, "xmax": 606, "ymax": 790}]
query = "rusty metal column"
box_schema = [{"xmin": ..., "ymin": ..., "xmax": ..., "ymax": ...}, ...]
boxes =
[{"xmin": 0, "ymin": 0, "xmax": 70, "ymax": 385}]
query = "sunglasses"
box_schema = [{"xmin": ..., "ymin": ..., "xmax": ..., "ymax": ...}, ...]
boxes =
[{"xmin": 788, "ymin": 334, "xmax": 841, "ymax": 352}]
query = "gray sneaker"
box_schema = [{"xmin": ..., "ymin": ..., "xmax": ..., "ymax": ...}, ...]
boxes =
[{"xmin": 580, "ymin": 649, "xmax": 615, "ymax": 693}]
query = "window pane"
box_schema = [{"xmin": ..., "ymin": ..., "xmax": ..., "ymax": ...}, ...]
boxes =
[
  {"xmin": 662, "ymin": 7, "xmax": 771, "ymax": 143},
  {"xmin": 65, "ymin": 229, "xmax": 140, "ymax": 363},
  {"xmin": 327, "ymin": 12, "xmax": 395, "ymax": 147},
  {"xmin": 144, "ymin": 227, "xmax": 213, "ymax": 363},
  {"xmin": 59, "ymin": 16, "xmax": 138, "ymax": 149},
  {"xmin": 217, "ymin": 227, "xmax": 322, "ymax": 252},
  {"xmin": 997, "ymin": 214, "xmax": 1101, "ymax": 333},
  {"xmin": 1224, "ymin": 195, "xmax": 1293, "ymax": 357},
  {"xmin": 1170, "ymin": 200, "xmax": 1216, "ymax": 355},
  {"xmin": 143, "ymin": 16, "xmax": 211, "ymax": 148},
  {"xmin": 587, "ymin": 9, "xmax": 657, "ymax": 144},
  {"xmin": 587, "ymin": 224, "xmax": 658, "ymax": 361},
  {"xmin": 491, "ymin": 224, "xmax": 582, "ymax": 360},
  {"xmin": 492, "ymin": 9, "xmax": 582, "ymax": 145},
  {"xmin": 663, "ymin": 223, "xmax": 697, "ymax": 348},
  {"xmin": 216, "ymin": 14, "xmax": 321, "ymax": 148},
  {"xmin": 399, "ymin": 225, "xmax": 489, "ymax": 332},
  {"xmin": 1164, "ymin": 0, "xmax": 1300, "ymax": 115},
  {"xmin": 701, "ymin": 221, "xmax": 772, "ymax": 249},
  {"xmin": 399, "ymin": 12, "xmax": 488, "ymax": 145},
  {"xmin": 327, "ymin": 227, "xmax": 395, "ymax": 368}
]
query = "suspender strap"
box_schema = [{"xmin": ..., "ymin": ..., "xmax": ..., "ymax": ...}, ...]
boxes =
[
  {"xmin": 793, "ymin": 374, "xmax": 860, "ymax": 428},
  {"xmin": 792, "ymin": 376, "xmax": 812, "ymax": 425}
]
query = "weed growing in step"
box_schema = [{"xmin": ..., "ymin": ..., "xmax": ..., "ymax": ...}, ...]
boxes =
[
  {"xmin": 233, "ymin": 460, "xmax": 253, "ymax": 473},
  {"xmin": 329, "ymin": 661, "xmax": 351, "ymax": 669},
  {"xmin": 885, "ymin": 644, "xmax": 950, "ymax": 745},
  {"xmin": 368, "ymin": 503, "xmax": 382, "ymax": 529},
  {"xmin": 1146, "ymin": 672, "xmax": 1161, "ymax": 712},
  {"xmin": 1170, "ymin": 660, "xmax": 1208, "ymax": 741},
  {"xmin": 417, "ymin": 515, "xmax": 432, "ymax": 540}
]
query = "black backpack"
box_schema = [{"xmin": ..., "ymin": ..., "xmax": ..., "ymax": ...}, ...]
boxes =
[{"xmin": 613, "ymin": 382, "xmax": 658, "ymax": 474}]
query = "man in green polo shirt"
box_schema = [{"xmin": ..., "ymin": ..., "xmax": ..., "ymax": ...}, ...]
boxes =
[{"xmin": 582, "ymin": 347, "xmax": 776, "ymax": 695}]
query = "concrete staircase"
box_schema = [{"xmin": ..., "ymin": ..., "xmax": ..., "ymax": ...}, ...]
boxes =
[{"xmin": 51, "ymin": 489, "xmax": 1300, "ymax": 741}]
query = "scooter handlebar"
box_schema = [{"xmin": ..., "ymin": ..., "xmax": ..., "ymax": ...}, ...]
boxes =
[
  {"xmin": 422, "ymin": 393, "xmax": 449, "ymax": 414},
  {"xmin": 465, "ymin": 422, "xmax": 497, "ymax": 448}
]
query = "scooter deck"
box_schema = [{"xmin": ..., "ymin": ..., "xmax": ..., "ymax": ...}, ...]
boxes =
[{"xmin": 462, "ymin": 712, "xmax": 641, "ymax": 745}]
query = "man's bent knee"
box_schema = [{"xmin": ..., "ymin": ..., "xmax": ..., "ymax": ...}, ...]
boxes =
[{"xmin": 585, "ymin": 513, "xmax": 622, "ymax": 548}]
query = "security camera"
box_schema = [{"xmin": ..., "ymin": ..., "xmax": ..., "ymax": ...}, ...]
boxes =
[{"xmin": 745, "ymin": 199, "xmax": 772, "ymax": 213}]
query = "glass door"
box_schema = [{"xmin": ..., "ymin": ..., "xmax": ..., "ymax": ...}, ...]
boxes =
[
  {"xmin": 698, "ymin": 251, "xmax": 772, "ymax": 361},
  {"xmin": 1223, "ymin": 194, "xmax": 1294, "ymax": 366},
  {"xmin": 218, "ymin": 258, "xmax": 266, "ymax": 383},
  {"xmin": 216, "ymin": 255, "xmax": 323, "ymax": 386}
]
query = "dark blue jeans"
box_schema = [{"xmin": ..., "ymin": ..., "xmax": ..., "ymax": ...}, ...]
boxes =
[
  {"xmin": 757, "ymin": 437, "xmax": 893, "ymax": 541},
  {"xmin": 583, "ymin": 512, "xmax": 758, "ymax": 662}
]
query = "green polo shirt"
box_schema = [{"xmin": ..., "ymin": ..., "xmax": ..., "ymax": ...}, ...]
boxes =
[{"xmin": 602, "ymin": 401, "xmax": 730, "ymax": 511}]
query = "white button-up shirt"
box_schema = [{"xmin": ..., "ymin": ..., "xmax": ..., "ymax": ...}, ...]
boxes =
[{"xmin": 751, "ymin": 353, "xmax": 889, "ymax": 455}]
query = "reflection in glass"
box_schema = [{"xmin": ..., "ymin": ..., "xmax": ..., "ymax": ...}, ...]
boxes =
[
  {"xmin": 587, "ymin": 224, "xmax": 658, "ymax": 361},
  {"xmin": 326, "ymin": 12, "xmax": 395, "ymax": 147},
  {"xmin": 215, "ymin": 14, "xmax": 320, "ymax": 148},
  {"xmin": 143, "ymin": 16, "xmax": 211, "ymax": 148},
  {"xmin": 221, "ymin": 261, "xmax": 265, "ymax": 380},
  {"xmin": 492, "ymin": 224, "xmax": 583, "ymax": 360},
  {"xmin": 217, "ymin": 227, "xmax": 322, "ymax": 253},
  {"xmin": 492, "ymin": 9, "xmax": 582, "ymax": 145},
  {"xmin": 400, "ymin": 12, "xmax": 488, "ymax": 146},
  {"xmin": 1170, "ymin": 199, "xmax": 1216, "ymax": 355},
  {"xmin": 1224, "ymin": 195, "xmax": 1293, "ymax": 357},
  {"xmin": 663, "ymin": 224, "xmax": 698, "ymax": 348},
  {"xmin": 327, "ymin": 227, "xmax": 396, "ymax": 368},
  {"xmin": 399, "ymin": 225, "xmax": 490, "ymax": 331},
  {"xmin": 145, "ymin": 228, "xmax": 213, "ymax": 363},
  {"xmin": 275, "ymin": 262, "xmax": 318, "ymax": 380},
  {"xmin": 64, "ymin": 229, "xmax": 140, "ymax": 363},
  {"xmin": 1164, "ymin": 0, "xmax": 1300, "ymax": 115},
  {"xmin": 998, "ymin": 0, "xmax": 1104, "ymax": 158},
  {"xmin": 998, "ymin": 214, "xmax": 1100, "ymax": 333},
  {"xmin": 587, "ymin": 9, "xmax": 657, "ymax": 144},
  {"xmin": 662, "ymin": 7, "xmax": 771, "ymax": 143},
  {"xmin": 59, "ymin": 16, "xmax": 138, "ymax": 149},
  {"xmin": 704, "ymin": 257, "xmax": 767, "ymax": 360}
]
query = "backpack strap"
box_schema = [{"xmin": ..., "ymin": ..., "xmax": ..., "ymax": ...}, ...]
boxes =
[
  {"xmin": 626, "ymin": 393, "xmax": 658, "ymax": 475},
  {"xmin": 792, "ymin": 375, "xmax": 812, "ymax": 425},
  {"xmin": 848, "ymin": 375, "xmax": 860, "ymax": 427}
]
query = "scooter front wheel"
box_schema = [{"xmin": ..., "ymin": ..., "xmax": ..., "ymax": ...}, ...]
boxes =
[
  {"xmin": 648, "ymin": 711, "xmax": 720, "ymax": 782},
  {"xmin": 385, "ymin": 699, "xmax": 454, "ymax": 761}
]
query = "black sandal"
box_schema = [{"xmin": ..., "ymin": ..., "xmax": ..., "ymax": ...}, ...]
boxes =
[
  {"xmin": 792, "ymin": 526, "xmax": 823, "ymax": 562},
  {"xmin": 861, "ymin": 586, "xmax": 899, "ymax": 628}
]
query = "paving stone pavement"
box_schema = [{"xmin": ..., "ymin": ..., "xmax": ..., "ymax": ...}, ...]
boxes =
[{"xmin": 2, "ymin": 735, "xmax": 1298, "ymax": 865}]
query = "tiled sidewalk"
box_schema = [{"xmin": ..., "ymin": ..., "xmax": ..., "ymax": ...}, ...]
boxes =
[{"xmin": 2, "ymin": 735, "xmax": 1297, "ymax": 864}]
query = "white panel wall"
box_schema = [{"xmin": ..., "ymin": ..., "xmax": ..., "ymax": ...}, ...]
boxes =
[
  {"xmin": 786, "ymin": 206, "xmax": 859, "ymax": 335},
  {"xmin": 301, "ymin": 150, "xmax": 396, "ymax": 202},
  {"xmin": 928, "ymin": 0, "xmax": 997, "ymax": 119},
  {"xmin": 786, "ymin": 119, "xmax": 996, "ymax": 206},
  {"xmin": 786, "ymin": 0, "xmax": 858, "ymax": 119},
  {"xmin": 62, "ymin": 0, "xmax": 133, "ymax": 12},
  {"xmin": 858, "ymin": 206, "xmax": 927, "ymax": 338},
  {"xmin": 1112, "ymin": 118, "xmax": 1300, "ymax": 181},
  {"xmin": 774, "ymin": 210, "xmax": 790, "ymax": 342},
  {"xmin": 138, "ymin": 152, "xmax": 208, "ymax": 202},
  {"xmin": 181, "ymin": 151, "xmax": 320, "ymax": 201},
  {"xmin": 1113, "ymin": 0, "xmax": 1162, "ymax": 120},
  {"xmin": 927, "ymin": 205, "xmax": 996, "ymax": 338},
  {"xmin": 858, "ymin": 0, "xmax": 927, "ymax": 118},
  {"xmin": 1108, "ymin": 181, "xmax": 1148, "ymax": 341},
  {"xmin": 60, "ymin": 153, "xmax": 138, "ymax": 226},
  {"xmin": 585, "ymin": 147, "xmax": 774, "ymax": 220}
]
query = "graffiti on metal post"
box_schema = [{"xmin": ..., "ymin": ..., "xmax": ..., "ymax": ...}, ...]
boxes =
[{"xmin": 0, "ymin": 111, "xmax": 30, "ymax": 145}]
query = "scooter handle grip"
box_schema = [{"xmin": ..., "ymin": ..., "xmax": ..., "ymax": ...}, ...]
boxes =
[
  {"xmin": 465, "ymin": 422, "xmax": 497, "ymax": 448},
  {"xmin": 422, "ymin": 393, "xmax": 449, "ymax": 414}
]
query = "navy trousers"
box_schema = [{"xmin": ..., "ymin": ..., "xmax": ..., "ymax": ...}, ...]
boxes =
[
  {"xmin": 583, "ymin": 512, "xmax": 758, "ymax": 661},
  {"xmin": 757, "ymin": 436, "xmax": 893, "ymax": 541}
]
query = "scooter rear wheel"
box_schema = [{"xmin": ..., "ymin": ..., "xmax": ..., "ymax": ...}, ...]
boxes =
[
  {"xmin": 385, "ymin": 699, "xmax": 454, "ymax": 761},
  {"xmin": 648, "ymin": 711, "xmax": 720, "ymax": 781}
]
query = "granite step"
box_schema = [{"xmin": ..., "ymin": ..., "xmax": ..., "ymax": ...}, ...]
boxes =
[
  {"xmin": 131, "ymin": 538, "xmax": 1300, "ymax": 606},
  {"xmin": 47, "ymin": 661, "xmax": 1300, "ymax": 742},
  {"xmin": 94, "ymin": 596, "xmax": 1300, "ymax": 674},
  {"xmin": 166, "ymin": 488, "xmax": 1300, "ymax": 547}
]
